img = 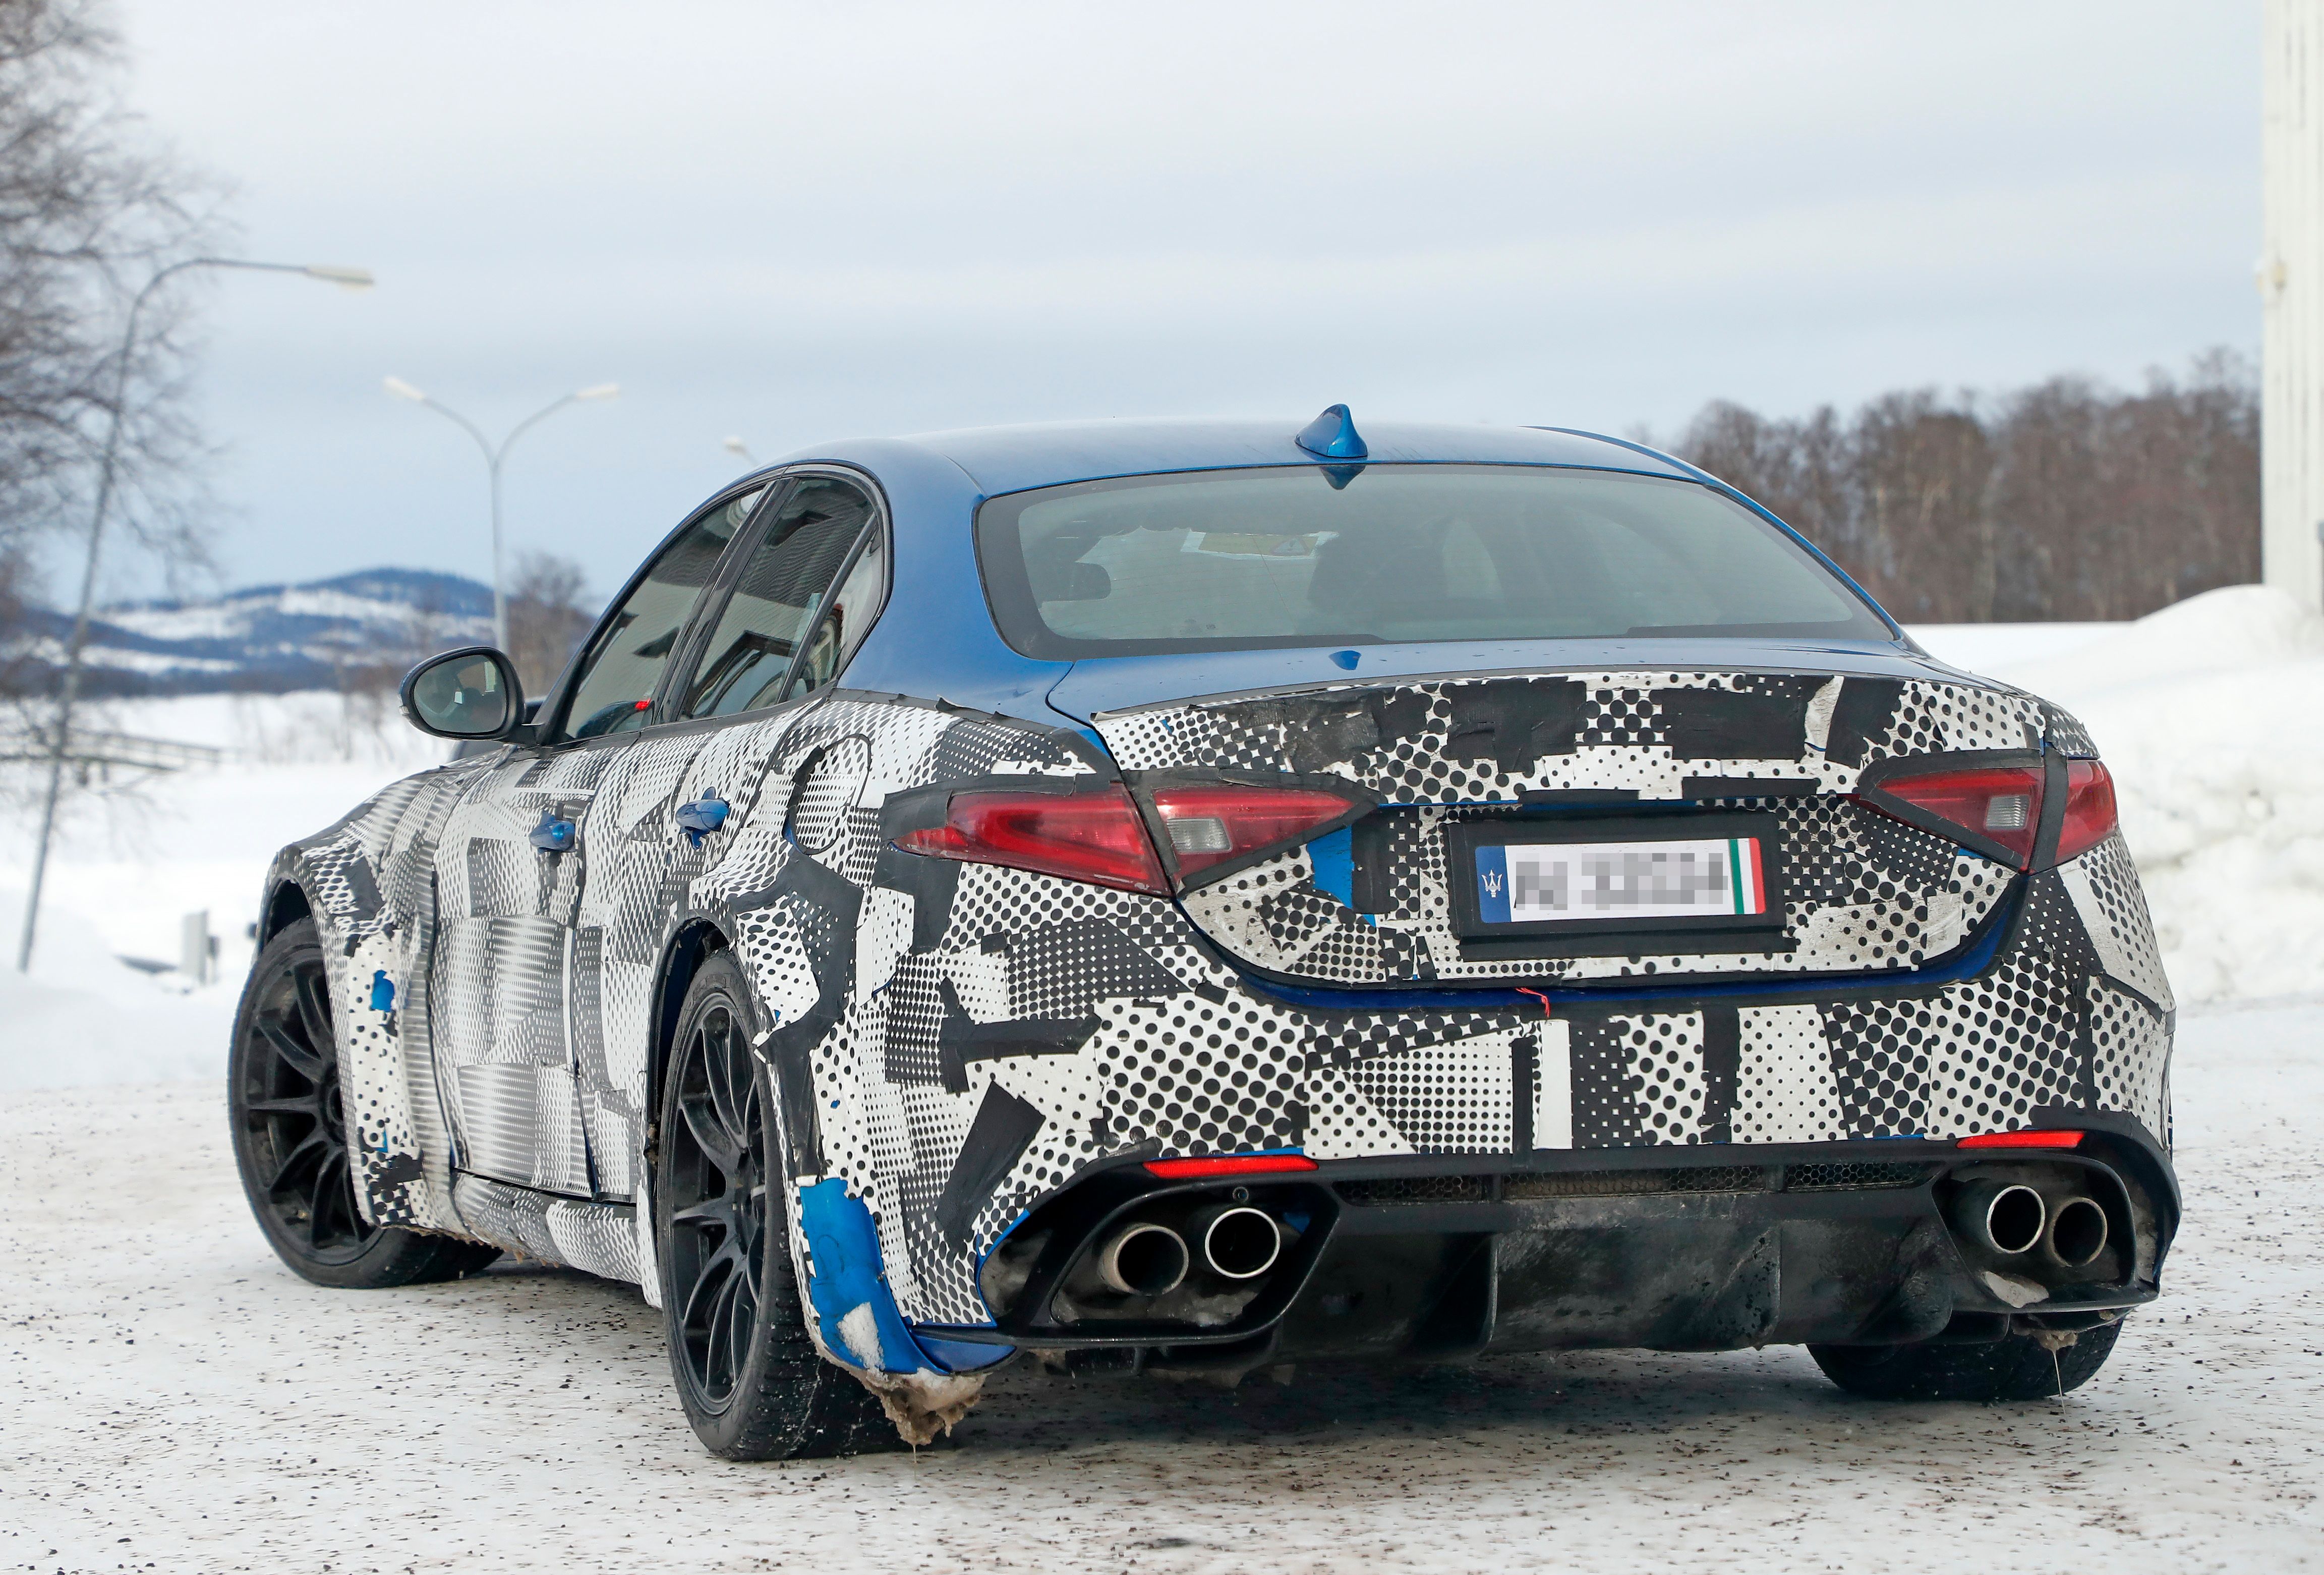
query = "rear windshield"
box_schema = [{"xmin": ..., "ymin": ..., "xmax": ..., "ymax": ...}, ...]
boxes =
[{"xmin": 976, "ymin": 464, "xmax": 1893, "ymax": 658}]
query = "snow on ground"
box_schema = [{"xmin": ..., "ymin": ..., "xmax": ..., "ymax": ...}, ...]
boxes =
[
  {"xmin": 1, "ymin": 589, "xmax": 2317, "ymax": 1092},
  {"xmin": 1, "ymin": 1001, "xmax": 2315, "ymax": 1572}
]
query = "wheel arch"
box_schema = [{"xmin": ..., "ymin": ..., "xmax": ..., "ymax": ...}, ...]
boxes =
[
  {"xmin": 648, "ymin": 918, "xmax": 733, "ymax": 1142},
  {"xmin": 260, "ymin": 878, "xmax": 313, "ymax": 944}
]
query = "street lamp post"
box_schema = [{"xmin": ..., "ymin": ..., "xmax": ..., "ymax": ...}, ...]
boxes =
[
  {"xmin": 15, "ymin": 257, "xmax": 375, "ymax": 975},
  {"xmin": 383, "ymin": 379, "xmax": 619, "ymax": 652}
]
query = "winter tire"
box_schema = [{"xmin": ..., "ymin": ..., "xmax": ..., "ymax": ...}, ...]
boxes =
[
  {"xmin": 654, "ymin": 946, "xmax": 897, "ymax": 1460},
  {"xmin": 229, "ymin": 918, "xmax": 501, "ymax": 1288},
  {"xmin": 1810, "ymin": 1318, "xmax": 2125, "ymax": 1401}
]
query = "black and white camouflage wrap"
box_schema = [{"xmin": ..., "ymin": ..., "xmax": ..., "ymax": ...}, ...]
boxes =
[{"xmin": 263, "ymin": 663, "xmax": 2172, "ymax": 1351}]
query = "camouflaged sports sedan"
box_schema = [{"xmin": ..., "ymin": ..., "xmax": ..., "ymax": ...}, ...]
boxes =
[{"xmin": 229, "ymin": 406, "xmax": 2175, "ymax": 1458}]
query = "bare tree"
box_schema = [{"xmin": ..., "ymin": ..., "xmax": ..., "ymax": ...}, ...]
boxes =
[
  {"xmin": 1672, "ymin": 351, "xmax": 2258, "ymax": 623},
  {"xmin": 505, "ymin": 549, "xmax": 594, "ymax": 698},
  {"xmin": 0, "ymin": 0, "xmax": 222, "ymax": 662}
]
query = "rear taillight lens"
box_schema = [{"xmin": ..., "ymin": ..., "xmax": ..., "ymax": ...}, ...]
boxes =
[
  {"xmin": 1863, "ymin": 764, "xmax": 2046, "ymax": 868},
  {"xmin": 894, "ymin": 785, "xmax": 1170, "ymax": 894},
  {"xmin": 1150, "ymin": 784, "xmax": 1362, "ymax": 881},
  {"xmin": 1857, "ymin": 757, "xmax": 2119, "ymax": 871},
  {"xmin": 2055, "ymin": 760, "xmax": 2118, "ymax": 863}
]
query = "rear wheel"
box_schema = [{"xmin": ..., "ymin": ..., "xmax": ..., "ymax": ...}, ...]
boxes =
[
  {"xmin": 1811, "ymin": 1318, "xmax": 2124, "ymax": 1401},
  {"xmin": 228, "ymin": 918, "xmax": 500, "ymax": 1287},
  {"xmin": 655, "ymin": 947, "xmax": 896, "ymax": 1459}
]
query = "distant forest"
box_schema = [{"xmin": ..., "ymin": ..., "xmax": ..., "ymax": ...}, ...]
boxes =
[{"xmin": 1667, "ymin": 349, "xmax": 2259, "ymax": 624}]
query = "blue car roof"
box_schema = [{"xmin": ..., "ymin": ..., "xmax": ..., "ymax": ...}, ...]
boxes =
[
  {"xmin": 859, "ymin": 417, "xmax": 1691, "ymax": 496},
  {"xmin": 750, "ymin": 416, "xmax": 1902, "ymax": 734}
]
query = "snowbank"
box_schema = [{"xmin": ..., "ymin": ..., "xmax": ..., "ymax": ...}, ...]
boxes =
[
  {"xmin": 1970, "ymin": 585, "xmax": 2324, "ymax": 1005},
  {"xmin": 1, "ymin": 691, "xmax": 446, "ymax": 1089},
  {"xmin": 0, "ymin": 886, "xmax": 240, "ymax": 1090}
]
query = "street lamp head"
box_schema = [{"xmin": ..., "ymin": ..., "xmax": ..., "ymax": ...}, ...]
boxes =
[
  {"xmin": 575, "ymin": 382, "xmax": 619, "ymax": 401},
  {"xmin": 383, "ymin": 375, "xmax": 427, "ymax": 402},
  {"xmin": 303, "ymin": 264, "xmax": 375, "ymax": 290}
]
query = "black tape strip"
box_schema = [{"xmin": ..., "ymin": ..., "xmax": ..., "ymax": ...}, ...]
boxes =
[
  {"xmin": 1653, "ymin": 683, "xmax": 1813, "ymax": 761},
  {"xmin": 1824, "ymin": 678, "xmax": 1902, "ymax": 768},
  {"xmin": 343, "ymin": 858, "xmax": 383, "ymax": 922},
  {"xmin": 1511, "ymin": 1030, "xmax": 1536, "ymax": 1156},
  {"xmin": 1445, "ymin": 679, "xmax": 1584, "ymax": 768},
  {"xmin": 934, "ymin": 977, "xmax": 1097, "ymax": 1095},
  {"xmin": 934, "ymin": 1083, "xmax": 1045, "ymax": 1251},
  {"xmin": 1699, "ymin": 1005, "xmax": 1740, "ymax": 1144},
  {"xmin": 1680, "ymin": 776, "xmax": 1818, "ymax": 800}
]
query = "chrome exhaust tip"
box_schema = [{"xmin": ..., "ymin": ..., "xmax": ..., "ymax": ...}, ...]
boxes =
[
  {"xmin": 1199, "ymin": 1206, "xmax": 1282, "ymax": 1280},
  {"xmin": 2046, "ymin": 1195, "xmax": 2109, "ymax": 1269},
  {"xmin": 1096, "ymin": 1222, "xmax": 1190, "ymax": 1296},
  {"xmin": 1952, "ymin": 1181, "xmax": 2047, "ymax": 1256}
]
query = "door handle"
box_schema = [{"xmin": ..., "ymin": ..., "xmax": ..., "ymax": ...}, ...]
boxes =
[
  {"xmin": 675, "ymin": 793, "xmax": 730, "ymax": 848},
  {"xmin": 529, "ymin": 809, "xmax": 576, "ymax": 853}
]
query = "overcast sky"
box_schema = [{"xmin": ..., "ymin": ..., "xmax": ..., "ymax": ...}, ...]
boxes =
[{"xmin": 98, "ymin": 0, "xmax": 2260, "ymax": 604}]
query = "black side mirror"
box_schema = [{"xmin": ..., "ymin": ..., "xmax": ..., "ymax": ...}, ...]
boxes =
[{"xmin": 399, "ymin": 646, "xmax": 525, "ymax": 741}]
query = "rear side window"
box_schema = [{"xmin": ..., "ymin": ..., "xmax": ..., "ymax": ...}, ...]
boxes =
[
  {"xmin": 976, "ymin": 465, "xmax": 1891, "ymax": 658},
  {"xmin": 679, "ymin": 476, "xmax": 880, "ymax": 720}
]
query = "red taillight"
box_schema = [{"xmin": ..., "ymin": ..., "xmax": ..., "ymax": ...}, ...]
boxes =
[
  {"xmin": 1858, "ymin": 757, "xmax": 2119, "ymax": 871},
  {"xmin": 1149, "ymin": 784, "xmax": 1361, "ymax": 880},
  {"xmin": 1144, "ymin": 1154, "xmax": 1319, "ymax": 1179},
  {"xmin": 894, "ymin": 785, "xmax": 1170, "ymax": 894},
  {"xmin": 1957, "ymin": 1129, "xmax": 2084, "ymax": 1149},
  {"xmin": 2055, "ymin": 760, "xmax": 2117, "ymax": 863},
  {"xmin": 1861, "ymin": 763, "xmax": 2046, "ymax": 869}
]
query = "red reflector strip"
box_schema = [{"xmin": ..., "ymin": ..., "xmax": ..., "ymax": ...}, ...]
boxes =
[
  {"xmin": 1956, "ymin": 1129, "xmax": 2085, "ymax": 1149},
  {"xmin": 1143, "ymin": 1154, "xmax": 1319, "ymax": 1179}
]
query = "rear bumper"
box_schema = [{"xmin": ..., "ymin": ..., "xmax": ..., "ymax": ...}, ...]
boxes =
[{"xmin": 918, "ymin": 1130, "xmax": 2174, "ymax": 1367}]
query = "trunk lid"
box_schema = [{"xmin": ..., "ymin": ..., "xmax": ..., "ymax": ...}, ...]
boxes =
[{"xmin": 1078, "ymin": 657, "xmax": 2061, "ymax": 989}]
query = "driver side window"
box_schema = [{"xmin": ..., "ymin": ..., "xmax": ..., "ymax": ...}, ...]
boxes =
[{"xmin": 552, "ymin": 488, "xmax": 762, "ymax": 743}]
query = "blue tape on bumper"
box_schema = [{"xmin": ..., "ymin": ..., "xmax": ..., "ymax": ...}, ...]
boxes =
[{"xmin": 795, "ymin": 1178, "xmax": 933, "ymax": 1375}]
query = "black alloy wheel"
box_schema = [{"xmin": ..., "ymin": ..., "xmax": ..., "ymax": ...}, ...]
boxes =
[
  {"xmin": 656, "ymin": 947, "xmax": 895, "ymax": 1459},
  {"xmin": 228, "ymin": 917, "xmax": 499, "ymax": 1288},
  {"xmin": 666, "ymin": 993, "xmax": 768, "ymax": 1409}
]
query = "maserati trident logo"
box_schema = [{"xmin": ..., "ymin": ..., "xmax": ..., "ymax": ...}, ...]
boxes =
[{"xmin": 1482, "ymin": 869, "xmax": 1503, "ymax": 899}]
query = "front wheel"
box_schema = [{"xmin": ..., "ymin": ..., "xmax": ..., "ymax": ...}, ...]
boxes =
[
  {"xmin": 1811, "ymin": 1318, "xmax": 2125, "ymax": 1401},
  {"xmin": 655, "ymin": 946, "xmax": 896, "ymax": 1459},
  {"xmin": 228, "ymin": 918, "xmax": 500, "ymax": 1288}
]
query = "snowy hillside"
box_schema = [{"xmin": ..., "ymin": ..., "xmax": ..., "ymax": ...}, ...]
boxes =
[
  {"xmin": 1, "ymin": 586, "xmax": 2317, "ymax": 1090},
  {"xmin": 5, "ymin": 568, "xmax": 494, "ymax": 695}
]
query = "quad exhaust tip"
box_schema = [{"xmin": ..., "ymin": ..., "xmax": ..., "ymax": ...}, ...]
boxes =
[
  {"xmin": 2046, "ymin": 1196, "xmax": 2109, "ymax": 1269},
  {"xmin": 1096, "ymin": 1222, "xmax": 1190, "ymax": 1297},
  {"xmin": 1200, "ymin": 1206, "xmax": 1283, "ymax": 1280},
  {"xmin": 1953, "ymin": 1181, "xmax": 2047, "ymax": 1257}
]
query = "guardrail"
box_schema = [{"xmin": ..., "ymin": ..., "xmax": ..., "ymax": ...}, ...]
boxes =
[{"xmin": 0, "ymin": 726, "xmax": 224, "ymax": 773}]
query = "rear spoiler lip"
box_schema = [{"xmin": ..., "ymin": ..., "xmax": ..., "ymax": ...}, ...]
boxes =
[{"xmin": 1049, "ymin": 639, "xmax": 1954, "ymax": 724}]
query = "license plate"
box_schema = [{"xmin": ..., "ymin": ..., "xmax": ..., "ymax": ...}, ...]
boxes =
[
  {"xmin": 1472, "ymin": 836, "xmax": 1768, "ymax": 925},
  {"xmin": 1444, "ymin": 814, "xmax": 1785, "ymax": 945}
]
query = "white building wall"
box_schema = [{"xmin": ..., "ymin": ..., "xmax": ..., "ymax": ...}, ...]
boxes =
[{"xmin": 2264, "ymin": 0, "xmax": 2324, "ymax": 614}]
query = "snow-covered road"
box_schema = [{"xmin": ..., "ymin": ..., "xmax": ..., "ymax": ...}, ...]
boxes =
[{"xmin": 3, "ymin": 1002, "xmax": 2317, "ymax": 1574}]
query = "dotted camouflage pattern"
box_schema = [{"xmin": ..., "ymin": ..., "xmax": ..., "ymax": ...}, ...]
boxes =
[{"xmin": 264, "ymin": 665, "xmax": 2172, "ymax": 1343}]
